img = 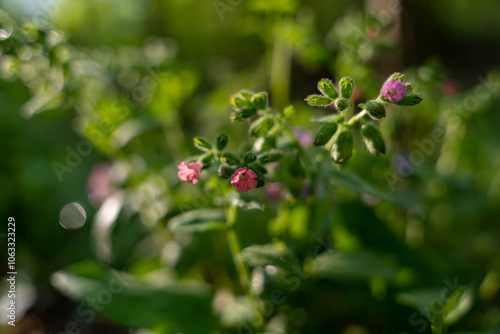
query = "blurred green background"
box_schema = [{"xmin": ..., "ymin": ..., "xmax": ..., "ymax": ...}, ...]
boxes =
[{"xmin": 1, "ymin": 0, "xmax": 500, "ymax": 333}]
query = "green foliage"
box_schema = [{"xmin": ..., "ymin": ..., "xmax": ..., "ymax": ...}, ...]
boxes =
[
  {"xmin": 307, "ymin": 251, "xmax": 398, "ymax": 281},
  {"xmin": 52, "ymin": 260, "xmax": 218, "ymax": 333},
  {"xmin": 169, "ymin": 209, "xmax": 226, "ymax": 233},
  {"xmin": 2, "ymin": 3, "xmax": 500, "ymax": 334}
]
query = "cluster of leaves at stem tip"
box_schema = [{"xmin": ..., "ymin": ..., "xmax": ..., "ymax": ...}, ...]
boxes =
[
  {"xmin": 306, "ymin": 73, "xmax": 422, "ymax": 164},
  {"xmin": 179, "ymin": 90, "xmax": 289, "ymax": 193},
  {"xmin": 178, "ymin": 73, "xmax": 422, "ymax": 192}
]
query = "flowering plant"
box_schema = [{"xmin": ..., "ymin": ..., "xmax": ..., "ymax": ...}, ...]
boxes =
[{"xmin": 178, "ymin": 73, "xmax": 422, "ymax": 192}]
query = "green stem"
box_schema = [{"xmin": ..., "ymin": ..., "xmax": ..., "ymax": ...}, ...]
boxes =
[
  {"xmin": 226, "ymin": 204, "xmax": 250, "ymax": 293},
  {"xmin": 347, "ymin": 109, "xmax": 367, "ymax": 126},
  {"xmin": 270, "ymin": 19, "xmax": 292, "ymax": 109}
]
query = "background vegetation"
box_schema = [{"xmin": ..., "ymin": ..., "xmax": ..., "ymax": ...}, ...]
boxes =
[{"xmin": 1, "ymin": 0, "xmax": 500, "ymax": 333}]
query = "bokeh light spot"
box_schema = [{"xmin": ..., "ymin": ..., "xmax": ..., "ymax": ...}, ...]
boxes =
[{"xmin": 59, "ymin": 202, "xmax": 86, "ymax": 229}]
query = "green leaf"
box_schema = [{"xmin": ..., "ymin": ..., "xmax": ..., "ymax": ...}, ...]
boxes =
[
  {"xmin": 193, "ymin": 137, "xmax": 212, "ymax": 151},
  {"xmin": 305, "ymin": 94, "xmax": 333, "ymax": 107},
  {"xmin": 319, "ymin": 165, "xmax": 416, "ymax": 206},
  {"xmin": 228, "ymin": 192, "xmax": 264, "ymax": 211},
  {"xmin": 395, "ymin": 285, "xmax": 473, "ymax": 327},
  {"xmin": 317, "ymin": 79, "xmax": 338, "ymax": 99},
  {"xmin": 307, "ymin": 251, "xmax": 398, "ymax": 280},
  {"xmin": 405, "ymin": 83, "xmax": 414, "ymax": 93},
  {"xmin": 396, "ymin": 288, "xmax": 444, "ymax": 320},
  {"xmin": 216, "ymin": 133, "xmax": 228, "ymax": 150},
  {"xmin": 339, "ymin": 76, "xmax": 354, "ymax": 99},
  {"xmin": 253, "ymin": 135, "xmax": 276, "ymax": 153},
  {"xmin": 169, "ymin": 209, "xmax": 226, "ymax": 233},
  {"xmin": 240, "ymin": 244, "xmax": 299, "ymax": 270},
  {"xmin": 249, "ymin": 116, "xmax": 275, "ymax": 137},
  {"xmin": 396, "ymin": 93, "xmax": 423, "ymax": 106},
  {"xmin": 51, "ymin": 260, "xmax": 218, "ymax": 333},
  {"xmin": 314, "ymin": 122, "xmax": 338, "ymax": 147},
  {"xmin": 443, "ymin": 286, "xmax": 474, "ymax": 325},
  {"xmin": 430, "ymin": 299, "xmax": 445, "ymax": 334}
]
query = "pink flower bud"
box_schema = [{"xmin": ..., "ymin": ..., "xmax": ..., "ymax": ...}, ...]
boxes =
[
  {"xmin": 230, "ymin": 167, "xmax": 258, "ymax": 193},
  {"xmin": 381, "ymin": 79, "xmax": 407, "ymax": 103},
  {"xmin": 177, "ymin": 161, "xmax": 202, "ymax": 184}
]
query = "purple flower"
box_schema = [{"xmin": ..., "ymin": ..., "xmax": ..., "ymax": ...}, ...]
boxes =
[
  {"xmin": 381, "ymin": 80, "xmax": 407, "ymax": 103},
  {"xmin": 292, "ymin": 128, "xmax": 314, "ymax": 147}
]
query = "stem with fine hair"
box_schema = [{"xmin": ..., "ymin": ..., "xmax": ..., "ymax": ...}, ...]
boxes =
[{"xmin": 226, "ymin": 204, "xmax": 249, "ymax": 293}]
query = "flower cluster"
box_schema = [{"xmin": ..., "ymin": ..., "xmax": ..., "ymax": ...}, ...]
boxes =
[
  {"xmin": 177, "ymin": 90, "xmax": 285, "ymax": 193},
  {"xmin": 177, "ymin": 73, "xmax": 423, "ymax": 192},
  {"xmin": 306, "ymin": 73, "xmax": 422, "ymax": 164}
]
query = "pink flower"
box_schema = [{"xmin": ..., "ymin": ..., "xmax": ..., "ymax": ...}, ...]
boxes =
[
  {"xmin": 441, "ymin": 79, "xmax": 459, "ymax": 97},
  {"xmin": 381, "ymin": 79, "xmax": 407, "ymax": 103},
  {"xmin": 87, "ymin": 163, "xmax": 116, "ymax": 207},
  {"xmin": 231, "ymin": 167, "xmax": 258, "ymax": 192},
  {"xmin": 292, "ymin": 128, "xmax": 314, "ymax": 148},
  {"xmin": 177, "ymin": 161, "xmax": 202, "ymax": 184},
  {"xmin": 265, "ymin": 182, "xmax": 283, "ymax": 201}
]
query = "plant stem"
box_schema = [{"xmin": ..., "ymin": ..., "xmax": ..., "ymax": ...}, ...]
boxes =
[
  {"xmin": 226, "ymin": 204, "xmax": 250, "ymax": 293},
  {"xmin": 347, "ymin": 109, "xmax": 367, "ymax": 126}
]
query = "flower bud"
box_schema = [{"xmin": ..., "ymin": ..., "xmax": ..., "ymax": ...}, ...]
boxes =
[
  {"xmin": 221, "ymin": 153, "xmax": 240, "ymax": 165},
  {"xmin": 361, "ymin": 124, "xmax": 386, "ymax": 156},
  {"xmin": 249, "ymin": 116, "xmax": 275, "ymax": 137},
  {"xmin": 230, "ymin": 108, "xmax": 257, "ymax": 122},
  {"xmin": 251, "ymin": 92, "xmax": 268, "ymax": 110},
  {"xmin": 365, "ymin": 100, "xmax": 386, "ymax": 120},
  {"xmin": 193, "ymin": 137, "xmax": 212, "ymax": 151},
  {"xmin": 229, "ymin": 90, "xmax": 254, "ymax": 109},
  {"xmin": 405, "ymin": 83, "xmax": 413, "ymax": 93},
  {"xmin": 283, "ymin": 105, "xmax": 295, "ymax": 117},
  {"xmin": 218, "ymin": 164, "xmax": 235, "ymax": 179},
  {"xmin": 253, "ymin": 135, "xmax": 276, "ymax": 152},
  {"xmin": 305, "ymin": 95, "xmax": 333, "ymax": 107},
  {"xmin": 258, "ymin": 151, "xmax": 283, "ymax": 164},
  {"xmin": 335, "ymin": 97, "xmax": 349, "ymax": 111},
  {"xmin": 243, "ymin": 152, "xmax": 257, "ymax": 163},
  {"xmin": 396, "ymin": 93, "xmax": 423, "ymax": 106},
  {"xmin": 331, "ymin": 130, "xmax": 353, "ymax": 165},
  {"xmin": 313, "ymin": 122, "xmax": 338, "ymax": 147},
  {"xmin": 339, "ymin": 76, "xmax": 354, "ymax": 99},
  {"xmin": 216, "ymin": 133, "xmax": 228, "ymax": 150},
  {"xmin": 388, "ymin": 72, "xmax": 405, "ymax": 82},
  {"xmin": 201, "ymin": 152, "xmax": 214, "ymax": 165},
  {"xmin": 317, "ymin": 79, "xmax": 338, "ymax": 99}
]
